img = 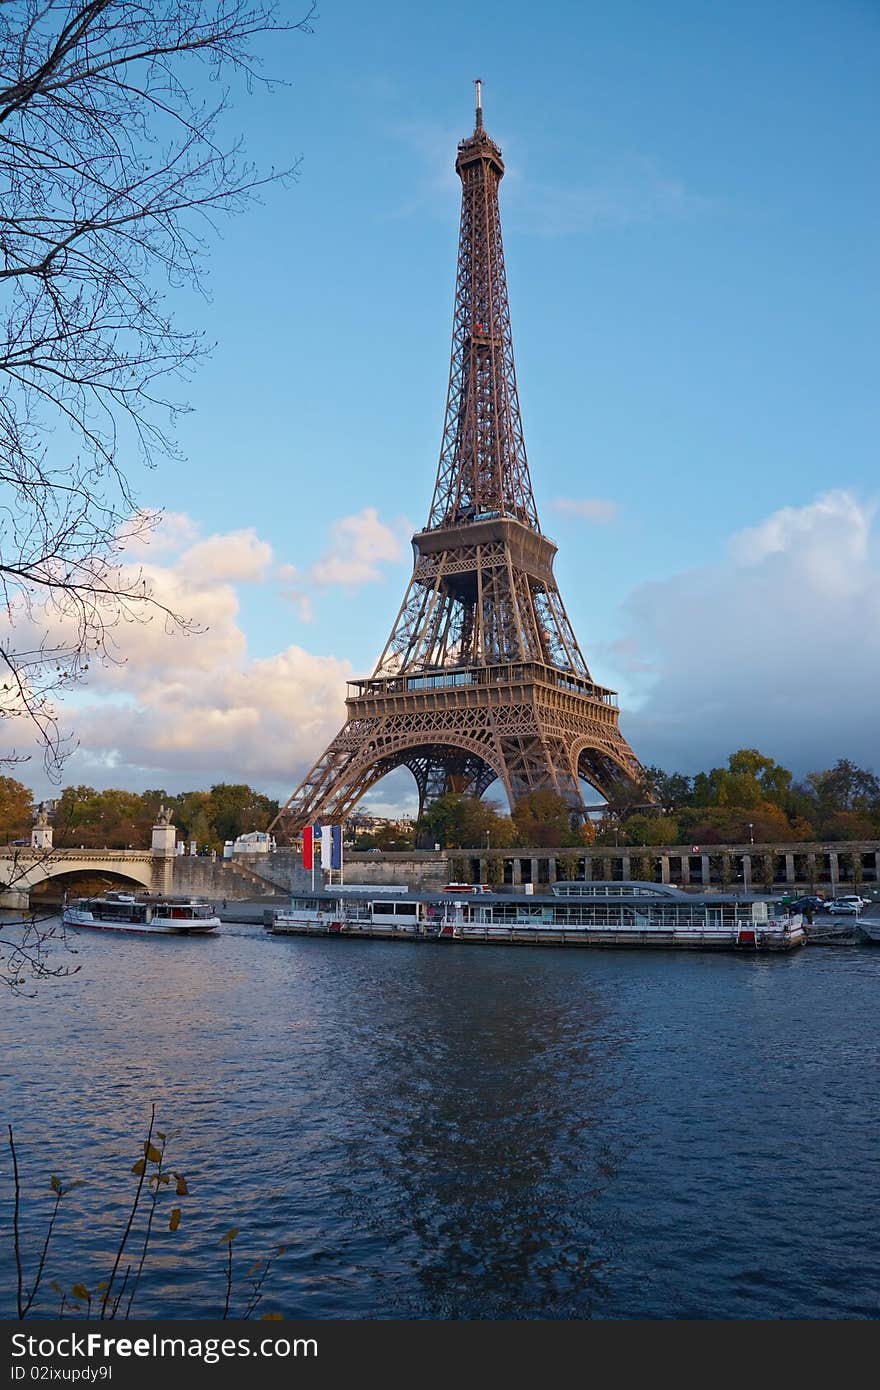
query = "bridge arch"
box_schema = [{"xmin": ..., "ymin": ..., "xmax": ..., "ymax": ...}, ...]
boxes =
[
  {"xmin": 29, "ymin": 865, "xmax": 154, "ymax": 902},
  {"xmin": 0, "ymin": 850, "xmax": 156, "ymax": 904}
]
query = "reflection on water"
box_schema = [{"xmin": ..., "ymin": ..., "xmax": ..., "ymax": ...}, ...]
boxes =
[
  {"xmin": 1, "ymin": 920, "xmax": 879, "ymax": 1319},
  {"xmin": 334, "ymin": 950, "xmax": 631, "ymax": 1317}
]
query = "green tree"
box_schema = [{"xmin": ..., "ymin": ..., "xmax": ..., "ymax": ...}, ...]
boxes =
[
  {"xmin": 419, "ymin": 794, "xmax": 515, "ymax": 850},
  {"xmin": 807, "ymin": 759, "xmax": 880, "ymax": 818},
  {"xmin": 631, "ymin": 854, "xmax": 654, "ymax": 882},
  {"xmin": 512, "ymin": 791, "xmax": 580, "ymax": 847},
  {"xmin": 0, "ymin": 776, "xmax": 33, "ymax": 840},
  {"xmin": 690, "ymin": 749, "xmax": 791, "ymax": 809},
  {"xmin": 171, "ymin": 792, "xmax": 214, "ymax": 843},
  {"xmin": 556, "ymin": 852, "xmax": 581, "ymax": 882},
  {"xmin": 53, "ymin": 786, "xmax": 99, "ymax": 845},
  {"xmin": 206, "ymin": 785, "xmax": 279, "ymax": 844},
  {"xmin": 677, "ymin": 801, "xmax": 793, "ymax": 846},
  {"xmin": 54, "ymin": 786, "xmax": 148, "ymax": 848},
  {"xmin": 815, "ymin": 811, "xmax": 878, "ymax": 841},
  {"xmin": 187, "ymin": 810, "xmax": 214, "ymax": 851},
  {"xmin": 642, "ymin": 767, "xmax": 693, "ymax": 810},
  {"xmin": 483, "ymin": 854, "xmax": 503, "ymax": 887},
  {"xmin": 729, "ymin": 749, "xmax": 793, "ymax": 806},
  {"xmin": 616, "ymin": 813, "xmax": 680, "ymax": 846}
]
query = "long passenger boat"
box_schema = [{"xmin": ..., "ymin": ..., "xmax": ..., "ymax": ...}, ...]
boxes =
[
  {"xmin": 63, "ymin": 892, "xmax": 220, "ymax": 935},
  {"xmin": 267, "ymin": 882, "xmax": 805, "ymax": 952}
]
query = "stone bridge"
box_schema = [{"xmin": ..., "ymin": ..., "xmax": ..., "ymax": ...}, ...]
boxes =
[{"xmin": 0, "ymin": 847, "xmax": 169, "ymax": 909}]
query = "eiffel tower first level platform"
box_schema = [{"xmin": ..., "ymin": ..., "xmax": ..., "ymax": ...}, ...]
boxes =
[{"xmin": 273, "ymin": 84, "xmax": 645, "ymax": 839}]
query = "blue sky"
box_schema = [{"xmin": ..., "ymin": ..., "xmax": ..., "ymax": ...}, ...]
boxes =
[{"xmin": 19, "ymin": 0, "xmax": 880, "ymax": 803}]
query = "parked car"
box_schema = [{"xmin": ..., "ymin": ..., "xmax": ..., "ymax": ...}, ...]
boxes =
[
  {"xmin": 791, "ymin": 895, "xmax": 825, "ymax": 912},
  {"xmin": 838, "ymin": 895, "xmax": 871, "ymax": 908},
  {"xmin": 823, "ymin": 898, "xmax": 862, "ymax": 915}
]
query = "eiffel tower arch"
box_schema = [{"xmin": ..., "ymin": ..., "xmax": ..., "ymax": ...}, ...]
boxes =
[{"xmin": 272, "ymin": 85, "xmax": 646, "ymax": 839}]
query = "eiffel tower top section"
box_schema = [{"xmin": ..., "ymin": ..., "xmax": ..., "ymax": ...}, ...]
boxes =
[
  {"xmin": 371, "ymin": 83, "xmax": 592, "ymax": 681},
  {"xmin": 427, "ymin": 80, "xmax": 540, "ymax": 534}
]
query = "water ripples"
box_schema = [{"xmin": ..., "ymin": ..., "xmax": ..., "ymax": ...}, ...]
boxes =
[{"xmin": 1, "ymin": 923, "xmax": 879, "ymax": 1318}]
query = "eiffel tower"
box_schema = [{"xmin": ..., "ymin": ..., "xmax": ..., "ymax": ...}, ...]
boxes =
[{"xmin": 273, "ymin": 84, "xmax": 645, "ymax": 839}]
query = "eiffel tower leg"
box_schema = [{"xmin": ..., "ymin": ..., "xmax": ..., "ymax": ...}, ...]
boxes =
[
  {"xmin": 269, "ymin": 721, "xmax": 387, "ymax": 837},
  {"xmin": 493, "ymin": 707, "xmax": 645, "ymax": 813},
  {"xmin": 270, "ymin": 715, "xmax": 509, "ymax": 839},
  {"xmin": 496, "ymin": 734, "xmax": 585, "ymax": 811},
  {"xmin": 576, "ymin": 742, "xmax": 645, "ymax": 801}
]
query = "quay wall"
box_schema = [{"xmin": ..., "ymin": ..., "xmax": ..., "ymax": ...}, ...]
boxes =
[{"xmin": 171, "ymin": 856, "xmax": 287, "ymax": 900}]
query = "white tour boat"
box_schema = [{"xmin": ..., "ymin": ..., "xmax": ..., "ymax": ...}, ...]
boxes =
[
  {"xmin": 268, "ymin": 882, "xmax": 805, "ymax": 952},
  {"xmin": 63, "ymin": 892, "xmax": 220, "ymax": 935}
]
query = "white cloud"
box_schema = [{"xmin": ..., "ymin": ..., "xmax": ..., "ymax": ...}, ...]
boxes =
[
  {"xmin": 70, "ymin": 644, "xmax": 350, "ymax": 788},
  {"xmin": 178, "ymin": 529, "xmax": 273, "ymax": 585},
  {"xmin": 309, "ymin": 508, "xmax": 407, "ymax": 588},
  {"xmin": 605, "ymin": 490, "xmax": 880, "ymax": 774},
  {"xmin": 9, "ymin": 515, "xmax": 354, "ymax": 796},
  {"xmin": 118, "ymin": 510, "xmax": 200, "ymax": 556},
  {"xmin": 6, "ymin": 503, "xmax": 423, "ymax": 796},
  {"xmin": 728, "ymin": 490, "xmax": 873, "ymax": 598},
  {"xmin": 550, "ymin": 496, "xmax": 618, "ymax": 523}
]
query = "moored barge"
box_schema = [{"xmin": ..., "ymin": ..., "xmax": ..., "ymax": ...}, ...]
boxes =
[{"xmin": 267, "ymin": 882, "xmax": 804, "ymax": 952}]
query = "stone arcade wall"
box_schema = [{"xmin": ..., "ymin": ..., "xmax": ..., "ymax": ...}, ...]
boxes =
[{"xmin": 340, "ymin": 841, "xmax": 880, "ymax": 897}]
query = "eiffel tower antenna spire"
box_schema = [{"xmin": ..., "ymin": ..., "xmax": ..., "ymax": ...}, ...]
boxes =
[{"xmin": 271, "ymin": 92, "xmax": 646, "ymax": 839}]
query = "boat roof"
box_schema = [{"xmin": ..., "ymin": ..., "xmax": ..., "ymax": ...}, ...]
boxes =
[
  {"xmin": 290, "ymin": 885, "xmax": 787, "ymax": 908},
  {"xmin": 72, "ymin": 892, "xmax": 212, "ymax": 904},
  {"xmin": 551, "ymin": 879, "xmax": 689, "ymax": 897}
]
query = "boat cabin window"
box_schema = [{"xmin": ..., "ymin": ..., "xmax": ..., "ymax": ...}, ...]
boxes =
[{"xmin": 552, "ymin": 882, "xmax": 663, "ymax": 898}]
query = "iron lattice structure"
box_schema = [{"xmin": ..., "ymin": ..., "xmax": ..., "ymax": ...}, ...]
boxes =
[{"xmin": 273, "ymin": 89, "xmax": 645, "ymax": 839}]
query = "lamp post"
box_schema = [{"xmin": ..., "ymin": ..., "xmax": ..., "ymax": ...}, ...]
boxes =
[{"xmin": 748, "ymin": 823, "xmax": 754, "ymax": 845}]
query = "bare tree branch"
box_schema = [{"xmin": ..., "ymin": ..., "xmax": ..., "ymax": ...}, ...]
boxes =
[{"xmin": 0, "ymin": 1, "xmax": 316, "ymax": 775}]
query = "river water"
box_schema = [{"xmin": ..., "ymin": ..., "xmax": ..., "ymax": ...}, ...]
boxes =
[{"xmin": 1, "ymin": 918, "xmax": 878, "ymax": 1320}]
